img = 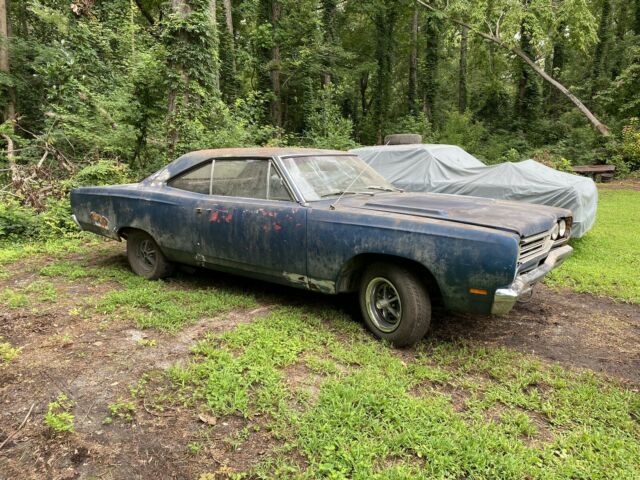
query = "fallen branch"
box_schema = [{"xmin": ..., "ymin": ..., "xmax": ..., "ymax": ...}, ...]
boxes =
[
  {"xmin": 415, "ymin": 0, "xmax": 611, "ymax": 137},
  {"xmin": 0, "ymin": 403, "xmax": 36, "ymax": 451}
]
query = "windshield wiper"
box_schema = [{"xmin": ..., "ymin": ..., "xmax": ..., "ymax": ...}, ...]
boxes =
[{"xmin": 320, "ymin": 190, "xmax": 375, "ymax": 198}]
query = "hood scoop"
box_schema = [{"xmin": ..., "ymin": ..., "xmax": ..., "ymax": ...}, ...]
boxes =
[{"xmin": 362, "ymin": 201, "xmax": 448, "ymax": 218}]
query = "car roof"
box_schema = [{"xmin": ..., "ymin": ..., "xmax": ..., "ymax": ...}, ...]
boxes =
[
  {"xmin": 182, "ymin": 147, "xmax": 347, "ymax": 160},
  {"xmin": 143, "ymin": 147, "xmax": 351, "ymax": 184}
]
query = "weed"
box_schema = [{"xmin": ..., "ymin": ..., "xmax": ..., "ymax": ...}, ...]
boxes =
[
  {"xmin": 0, "ymin": 338, "xmax": 21, "ymax": 363},
  {"xmin": 0, "ymin": 289, "xmax": 29, "ymax": 309},
  {"xmin": 44, "ymin": 394, "xmax": 75, "ymax": 433},
  {"xmin": 187, "ymin": 442, "xmax": 204, "ymax": 454},
  {"xmin": 108, "ymin": 399, "xmax": 137, "ymax": 422},
  {"xmin": 136, "ymin": 338, "xmax": 157, "ymax": 348},
  {"xmin": 165, "ymin": 307, "xmax": 640, "ymax": 479}
]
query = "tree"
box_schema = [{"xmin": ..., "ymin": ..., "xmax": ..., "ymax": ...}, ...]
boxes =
[
  {"xmin": 458, "ymin": 26, "xmax": 468, "ymax": 113},
  {"xmin": 219, "ymin": 0, "xmax": 238, "ymax": 102},
  {"xmin": 0, "ymin": 0, "xmax": 15, "ymax": 123},
  {"xmin": 415, "ymin": 0, "xmax": 610, "ymax": 136},
  {"xmin": 408, "ymin": 5, "xmax": 419, "ymax": 114},
  {"xmin": 372, "ymin": 3, "xmax": 398, "ymax": 142},
  {"xmin": 422, "ymin": 9, "xmax": 439, "ymax": 121}
]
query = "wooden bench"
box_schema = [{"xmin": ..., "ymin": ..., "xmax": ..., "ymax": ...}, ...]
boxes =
[{"xmin": 572, "ymin": 165, "xmax": 616, "ymax": 182}]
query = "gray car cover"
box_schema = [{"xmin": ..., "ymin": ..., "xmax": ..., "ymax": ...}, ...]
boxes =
[{"xmin": 351, "ymin": 144, "xmax": 597, "ymax": 238}]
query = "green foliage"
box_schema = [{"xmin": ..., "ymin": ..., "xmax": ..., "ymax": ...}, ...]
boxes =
[
  {"xmin": 437, "ymin": 111, "xmax": 487, "ymax": 155},
  {"xmin": 165, "ymin": 307, "xmax": 640, "ymax": 478},
  {"xmin": 0, "ymin": 199, "xmax": 41, "ymax": 240},
  {"xmin": 108, "ymin": 399, "xmax": 137, "ymax": 422},
  {"xmin": 619, "ymin": 119, "xmax": 640, "ymax": 171},
  {"xmin": 68, "ymin": 160, "xmax": 133, "ymax": 189},
  {"xmin": 303, "ymin": 87, "xmax": 359, "ymax": 150},
  {"xmin": 44, "ymin": 394, "xmax": 75, "ymax": 434},
  {"xmin": 0, "ymin": 338, "xmax": 21, "ymax": 363}
]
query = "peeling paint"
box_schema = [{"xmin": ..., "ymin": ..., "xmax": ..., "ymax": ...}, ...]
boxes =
[{"xmin": 89, "ymin": 211, "xmax": 109, "ymax": 229}]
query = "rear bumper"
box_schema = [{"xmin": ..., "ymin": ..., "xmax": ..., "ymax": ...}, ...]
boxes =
[{"xmin": 491, "ymin": 245, "xmax": 573, "ymax": 315}]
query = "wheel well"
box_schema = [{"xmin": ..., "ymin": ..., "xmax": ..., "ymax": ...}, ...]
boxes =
[
  {"xmin": 117, "ymin": 227, "xmax": 150, "ymax": 241},
  {"xmin": 335, "ymin": 254, "xmax": 442, "ymax": 303}
]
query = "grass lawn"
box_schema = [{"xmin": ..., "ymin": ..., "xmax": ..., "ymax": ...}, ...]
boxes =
[
  {"xmin": 1, "ymin": 234, "xmax": 638, "ymax": 479},
  {"xmin": 546, "ymin": 189, "xmax": 640, "ymax": 304}
]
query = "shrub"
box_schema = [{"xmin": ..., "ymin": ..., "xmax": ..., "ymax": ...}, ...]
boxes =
[
  {"xmin": 0, "ymin": 198, "xmax": 41, "ymax": 240},
  {"xmin": 67, "ymin": 160, "xmax": 133, "ymax": 189},
  {"xmin": 44, "ymin": 394, "xmax": 75, "ymax": 434},
  {"xmin": 437, "ymin": 112, "xmax": 487, "ymax": 157},
  {"xmin": 303, "ymin": 87, "xmax": 359, "ymax": 151},
  {"xmin": 0, "ymin": 338, "xmax": 21, "ymax": 363},
  {"xmin": 620, "ymin": 118, "xmax": 640, "ymax": 171}
]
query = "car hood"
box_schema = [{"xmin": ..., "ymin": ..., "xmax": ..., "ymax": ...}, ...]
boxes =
[{"xmin": 339, "ymin": 192, "xmax": 571, "ymax": 237}]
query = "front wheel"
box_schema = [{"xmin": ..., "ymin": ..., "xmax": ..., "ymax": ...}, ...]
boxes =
[
  {"xmin": 359, "ymin": 263, "xmax": 431, "ymax": 347},
  {"xmin": 126, "ymin": 231, "xmax": 174, "ymax": 280}
]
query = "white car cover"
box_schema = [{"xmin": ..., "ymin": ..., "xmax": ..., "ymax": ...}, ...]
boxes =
[{"xmin": 351, "ymin": 144, "xmax": 598, "ymax": 238}]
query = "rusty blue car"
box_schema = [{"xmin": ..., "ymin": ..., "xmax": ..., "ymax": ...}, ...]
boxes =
[{"xmin": 71, "ymin": 148, "xmax": 574, "ymax": 346}]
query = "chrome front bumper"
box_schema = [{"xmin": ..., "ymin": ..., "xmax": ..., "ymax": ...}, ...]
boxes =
[{"xmin": 491, "ymin": 245, "xmax": 573, "ymax": 315}]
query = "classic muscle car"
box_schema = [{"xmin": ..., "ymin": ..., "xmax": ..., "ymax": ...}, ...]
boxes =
[{"xmin": 71, "ymin": 148, "xmax": 574, "ymax": 346}]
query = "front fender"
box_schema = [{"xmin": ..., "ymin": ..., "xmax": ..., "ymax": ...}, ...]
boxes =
[{"xmin": 307, "ymin": 208, "xmax": 519, "ymax": 314}]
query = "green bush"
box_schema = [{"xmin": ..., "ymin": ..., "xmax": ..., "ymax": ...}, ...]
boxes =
[
  {"xmin": 67, "ymin": 160, "xmax": 133, "ymax": 189},
  {"xmin": 620, "ymin": 118, "xmax": 640, "ymax": 171},
  {"xmin": 0, "ymin": 199, "xmax": 41, "ymax": 240},
  {"xmin": 303, "ymin": 87, "xmax": 359, "ymax": 151}
]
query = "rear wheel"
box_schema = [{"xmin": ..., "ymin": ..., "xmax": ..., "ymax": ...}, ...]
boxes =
[
  {"xmin": 359, "ymin": 263, "xmax": 431, "ymax": 347},
  {"xmin": 126, "ymin": 231, "xmax": 174, "ymax": 280}
]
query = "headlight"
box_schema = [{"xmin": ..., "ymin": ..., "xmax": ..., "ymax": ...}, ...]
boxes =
[
  {"xmin": 551, "ymin": 223, "xmax": 560, "ymax": 240},
  {"xmin": 558, "ymin": 219, "xmax": 567, "ymax": 238}
]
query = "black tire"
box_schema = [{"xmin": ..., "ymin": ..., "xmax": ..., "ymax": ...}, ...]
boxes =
[
  {"xmin": 358, "ymin": 263, "xmax": 431, "ymax": 347},
  {"xmin": 126, "ymin": 231, "xmax": 174, "ymax": 280},
  {"xmin": 384, "ymin": 133, "xmax": 423, "ymax": 145}
]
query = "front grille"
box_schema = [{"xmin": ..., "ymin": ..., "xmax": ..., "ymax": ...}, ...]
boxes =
[{"xmin": 519, "ymin": 230, "xmax": 553, "ymax": 265}]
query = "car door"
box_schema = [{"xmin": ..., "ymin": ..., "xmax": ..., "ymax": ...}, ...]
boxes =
[
  {"xmin": 196, "ymin": 157, "xmax": 308, "ymax": 287},
  {"xmin": 155, "ymin": 160, "xmax": 214, "ymax": 264}
]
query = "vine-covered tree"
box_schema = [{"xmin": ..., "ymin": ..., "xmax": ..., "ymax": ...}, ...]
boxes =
[{"xmin": 2, "ymin": 0, "xmax": 639, "ymax": 205}]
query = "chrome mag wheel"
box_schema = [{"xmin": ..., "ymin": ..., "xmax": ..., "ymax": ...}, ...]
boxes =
[{"xmin": 365, "ymin": 277, "xmax": 403, "ymax": 333}]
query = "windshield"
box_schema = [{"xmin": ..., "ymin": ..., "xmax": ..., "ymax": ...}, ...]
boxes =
[{"xmin": 280, "ymin": 155, "xmax": 398, "ymax": 201}]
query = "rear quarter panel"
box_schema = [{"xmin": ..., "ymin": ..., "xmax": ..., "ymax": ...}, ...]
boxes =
[{"xmin": 70, "ymin": 185, "xmax": 200, "ymax": 264}]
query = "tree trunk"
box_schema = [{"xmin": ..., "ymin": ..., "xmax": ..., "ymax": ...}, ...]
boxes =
[
  {"xmin": 209, "ymin": 0, "xmax": 220, "ymax": 92},
  {"xmin": 219, "ymin": 0, "xmax": 238, "ymax": 102},
  {"xmin": 270, "ymin": 0, "xmax": 282, "ymax": 128},
  {"xmin": 636, "ymin": 0, "xmax": 640, "ymax": 35},
  {"xmin": 0, "ymin": 0, "xmax": 16, "ymax": 123},
  {"xmin": 408, "ymin": 5, "xmax": 419, "ymax": 114},
  {"xmin": 422, "ymin": 10, "xmax": 438, "ymax": 121},
  {"xmin": 415, "ymin": 0, "xmax": 611, "ymax": 136},
  {"xmin": 591, "ymin": 0, "xmax": 612, "ymax": 95},
  {"xmin": 167, "ymin": 0, "xmax": 190, "ymax": 153},
  {"xmin": 321, "ymin": 0, "xmax": 337, "ymax": 87},
  {"xmin": 360, "ymin": 72, "xmax": 369, "ymax": 116},
  {"xmin": 546, "ymin": 23, "xmax": 565, "ymax": 113},
  {"xmin": 222, "ymin": 0, "xmax": 235, "ymax": 72},
  {"xmin": 458, "ymin": 26, "xmax": 468, "ymax": 114},
  {"xmin": 373, "ymin": 5, "xmax": 397, "ymax": 143}
]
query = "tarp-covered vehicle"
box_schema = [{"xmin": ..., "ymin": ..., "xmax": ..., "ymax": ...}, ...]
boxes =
[{"xmin": 351, "ymin": 144, "xmax": 597, "ymax": 237}]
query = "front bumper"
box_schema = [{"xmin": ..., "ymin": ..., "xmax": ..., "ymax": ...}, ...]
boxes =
[{"xmin": 491, "ymin": 245, "xmax": 573, "ymax": 315}]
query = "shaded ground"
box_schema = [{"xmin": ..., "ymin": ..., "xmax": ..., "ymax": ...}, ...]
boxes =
[{"xmin": 0, "ymin": 242, "xmax": 638, "ymax": 479}]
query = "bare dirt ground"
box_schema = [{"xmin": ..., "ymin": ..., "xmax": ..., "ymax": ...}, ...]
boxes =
[
  {"xmin": 0, "ymin": 243, "xmax": 638, "ymax": 479},
  {"xmin": 599, "ymin": 178, "xmax": 640, "ymax": 191}
]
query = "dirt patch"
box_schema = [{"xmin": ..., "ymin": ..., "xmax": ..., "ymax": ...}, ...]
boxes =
[
  {"xmin": 598, "ymin": 179, "xmax": 640, "ymax": 191},
  {"xmin": 432, "ymin": 285, "xmax": 640, "ymax": 385}
]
